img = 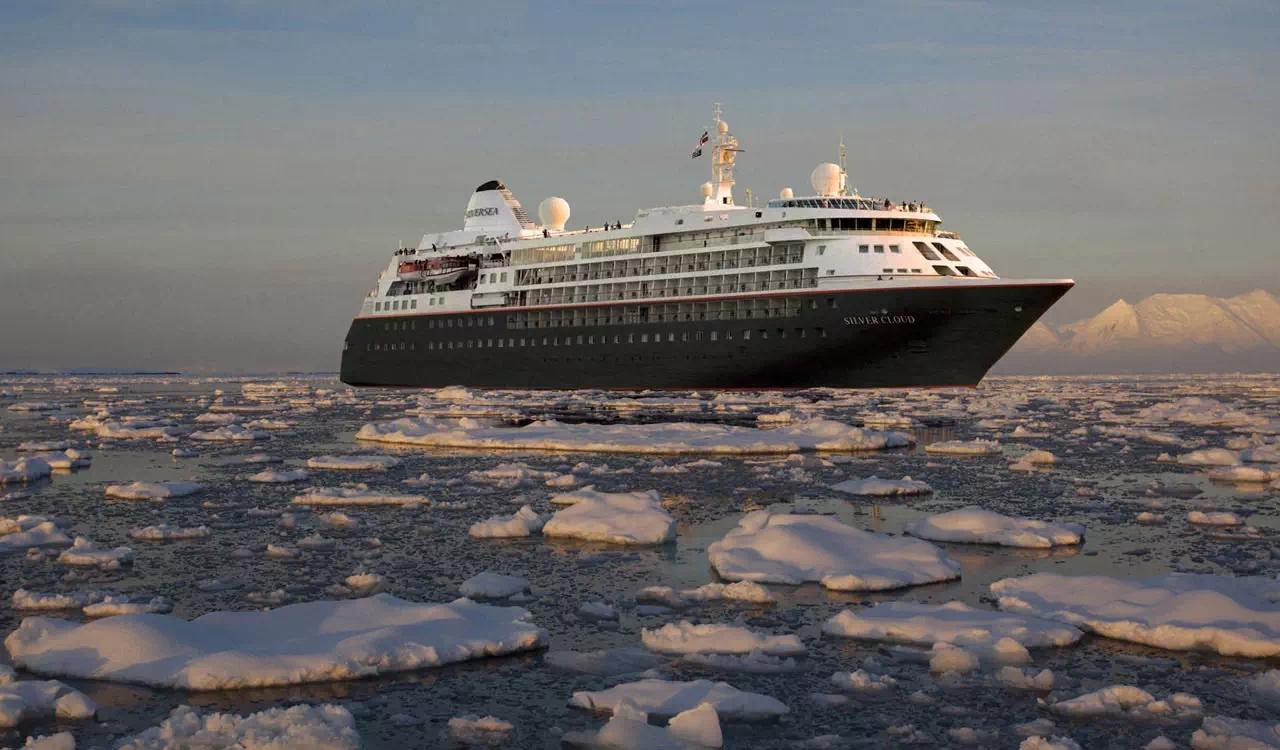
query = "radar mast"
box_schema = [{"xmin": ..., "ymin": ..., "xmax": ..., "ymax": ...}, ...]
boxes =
[{"xmin": 707, "ymin": 103, "xmax": 743, "ymax": 208}]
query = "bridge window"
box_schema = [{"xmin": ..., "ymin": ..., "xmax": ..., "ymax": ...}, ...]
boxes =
[
  {"xmin": 933, "ymin": 242, "xmax": 961, "ymax": 262},
  {"xmin": 933, "ymin": 265, "xmax": 957, "ymax": 276},
  {"xmin": 913, "ymin": 241, "xmax": 942, "ymax": 261}
]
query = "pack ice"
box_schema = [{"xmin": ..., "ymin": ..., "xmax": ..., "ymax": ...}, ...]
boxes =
[
  {"xmin": 5, "ymin": 594, "xmax": 548, "ymax": 689},
  {"xmin": 543, "ymin": 488, "xmax": 676, "ymax": 545},
  {"xmin": 357, "ymin": 416, "xmax": 911, "ymax": 455},
  {"xmin": 823, "ymin": 601, "xmax": 1083, "ymax": 650},
  {"xmin": 569, "ymin": 678, "xmax": 789, "ymax": 720},
  {"xmin": 707, "ymin": 511, "xmax": 960, "ymax": 591}
]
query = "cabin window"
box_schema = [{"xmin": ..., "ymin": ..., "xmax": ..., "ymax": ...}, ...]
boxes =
[
  {"xmin": 890, "ymin": 245, "xmax": 901, "ymax": 254},
  {"xmin": 874, "ymin": 245, "xmax": 884, "ymax": 254},
  {"xmin": 817, "ymin": 245, "xmax": 826, "ymax": 256},
  {"xmin": 641, "ymin": 333, "xmax": 649, "ymax": 343},
  {"xmin": 742, "ymin": 330, "xmax": 751, "ymax": 341},
  {"xmin": 933, "ymin": 265, "xmax": 957, "ymax": 276},
  {"xmin": 827, "ymin": 298, "xmax": 837, "ymax": 308},
  {"xmin": 858, "ymin": 245, "xmax": 869, "ymax": 254},
  {"xmin": 956, "ymin": 266, "xmax": 977, "ymax": 277},
  {"xmin": 710, "ymin": 331, "xmax": 718, "ymax": 341}
]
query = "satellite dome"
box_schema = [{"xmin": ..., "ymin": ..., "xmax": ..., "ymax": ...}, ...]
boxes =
[
  {"xmin": 810, "ymin": 163, "xmax": 841, "ymax": 197},
  {"xmin": 538, "ymin": 197, "xmax": 570, "ymax": 231},
  {"xmin": 780, "ymin": 187, "xmax": 794, "ymax": 200},
  {"xmin": 700, "ymin": 181, "xmax": 714, "ymax": 198},
  {"xmin": 717, "ymin": 120, "xmax": 729, "ymax": 134}
]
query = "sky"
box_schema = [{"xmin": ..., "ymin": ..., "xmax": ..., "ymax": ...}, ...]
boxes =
[{"xmin": 2, "ymin": 0, "xmax": 1277, "ymax": 372}]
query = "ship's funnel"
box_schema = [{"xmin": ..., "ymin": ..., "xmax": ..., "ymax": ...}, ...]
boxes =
[{"xmin": 463, "ymin": 179, "xmax": 532, "ymax": 236}]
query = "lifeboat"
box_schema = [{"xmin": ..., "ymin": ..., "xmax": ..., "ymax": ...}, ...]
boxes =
[{"xmin": 397, "ymin": 257, "xmax": 472, "ymax": 286}]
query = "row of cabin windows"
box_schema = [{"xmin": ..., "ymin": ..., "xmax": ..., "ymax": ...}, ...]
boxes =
[
  {"xmin": 365, "ymin": 327, "xmax": 828, "ymax": 352},
  {"xmin": 517, "ymin": 269, "xmax": 819, "ymax": 307},
  {"xmin": 508, "ymin": 297, "xmax": 814, "ymax": 330},
  {"xmin": 912, "ymin": 241, "xmax": 973, "ymax": 262},
  {"xmin": 376, "ymin": 315, "xmax": 496, "ymax": 333},
  {"xmin": 375, "ymin": 299, "xmax": 418, "ymax": 312},
  {"xmin": 513, "ymin": 244, "xmax": 806, "ymax": 287},
  {"xmin": 478, "ymin": 271, "xmax": 509, "ymax": 285},
  {"xmin": 858, "ymin": 244, "xmax": 901, "ymax": 254}
]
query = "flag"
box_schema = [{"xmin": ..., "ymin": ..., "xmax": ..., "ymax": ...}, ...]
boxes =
[{"xmin": 691, "ymin": 130, "xmax": 709, "ymax": 158}]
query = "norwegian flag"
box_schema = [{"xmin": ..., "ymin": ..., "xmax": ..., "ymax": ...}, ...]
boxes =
[{"xmin": 691, "ymin": 130, "xmax": 709, "ymax": 159}]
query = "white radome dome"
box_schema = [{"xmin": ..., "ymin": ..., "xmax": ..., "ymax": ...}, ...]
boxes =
[
  {"xmin": 538, "ymin": 196, "xmax": 570, "ymax": 231},
  {"xmin": 810, "ymin": 163, "xmax": 841, "ymax": 197},
  {"xmin": 780, "ymin": 187, "xmax": 794, "ymax": 200},
  {"xmin": 717, "ymin": 120, "xmax": 729, "ymax": 134},
  {"xmin": 700, "ymin": 182, "xmax": 714, "ymax": 198}
]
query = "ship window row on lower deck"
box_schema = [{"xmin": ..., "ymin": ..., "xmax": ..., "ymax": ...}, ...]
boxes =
[
  {"xmin": 516, "ymin": 268, "xmax": 820, "ymax": 306},
  {"xmin": 513, "ymin": 244, "xmax": 806, "ymax": 287},
  {"xmin": 365, "ymin": 325, "xmax": 830, "ymax": 352}
]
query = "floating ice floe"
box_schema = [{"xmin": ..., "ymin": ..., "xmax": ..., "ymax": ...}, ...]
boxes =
[
  {"xmin": 1020, "ymin": 737, "xmax": 1082, "ymax": 750},
  {"xmin": 1174, "ymin": 448, "xmax": 1241, "ymax": 467},
  {"xmin": 1010, "ymin": 450, "xmax": 1056, "ymax": 471},
  {"xmin": 194, "ymin": 412, "xmax": 239, "ymax": 424},
  {"xmin": 708, "ymin": 511, "xmax": 960, "ymax": 591},
  {"xmin": 0, "ymin": 679, "xmax": 96, "ymax": 728},
  {"xmin": 1187, "ymin": 511, "xmax": 1243, "ymax": 526},
  {"xmin": 248, "ymin": 468, "xmax": 311, "ymax": 483},
  {"xmin": 56, "ymin": 537, "xmax": 134, "ymax": 569},
  {"xmin": 130, "ymin": 524, "xmax": 211, "ymax": 540},
  {"xmin": 682, "ymin": 651, "xmax": 800, "ymax": 674},
  {"xmin": 104, "ymin": 480, "xmax": 204, "ymax": 501},
  {"xmin": 637, "ymin": 581, "xmax": 775, "ymax": 608},
  {"xmin": 830, "ymin": 475, "xmax": 933, "ymax": 496},
  {"xmin": 0, "ymin": 457, "xmax": 52, "ymax": 484},
  {"xmin": 569, "ymin": 678, "xmax": 789, "ymax": 720},
  {"xmin": 924, "ymin": 439, "xmax": 1003, "ymax": 456},
  {"xmin": 1138, "ymin": 397, "xmax": 1264, "ymax": 428},
  {"xmin": 1191, "ymin": 716, "xmax": 1280, "ymax": 748},
  {"xmin": 5, "ymin": 594, "xmax": 548, "ymax": 689},
  {"xmin": 543, "ymin": 488, "xmax": 676, "ymax": 545},
  {"xmin": 17, "ymin": 440, "xmax": 70, "ymax": 452},
  {"xmin": 467, "ymin": 463, "xmax": 558, "ymax": 488},
  {"xmin": 36, "ymin": 449, "xmax": 92, "ymax": 470},
  {"xmin": 448, "ymin": 715, "xmax": 515, "ymax": 747},
  {"xmin": 13, "ymin": 589, "xmax": 108, "ymax": 610},
  {"xmin": 291, "ymin": 486, "xmax": 425, "ymax": 506},
  {"xmin": 1241, "ymin": 443, "xmax": 1280, "ymax": 463},
  {"xmin": 1251, "ymin": 670, "xmax": 1280, "ymax": 707},
  {"xmin": 1047, "ymin": 685, "xmax": 1202, "ymax": 719},
  {"xmin": 564, "ymin": 701, "xmax": 723, "ymax": 749},
  {"xmin": 0, "ymin": 517, "xmax": 73, "ymax": 552},
  {"xmin": 904, "ymin": 507, "xmax": 1085, "ymax": 548},
  {"xmin": 357, "ymin": 416, "xmax": 911, "ymax": 455},
  {"xmin": 116, "ymin": 704, "xmax": 360, "ymax": 750},
  {"xmin": 460, "ymin": 572, "xmax": 531, "ymax": 600},
  {"xmin": 830, "ymin": 670, "xmax": 897, "ymax": 693},
  {"xmin": 641, "ymin": 622, "xmax": 805, "ymax": 656},
  {"xmin": 469, "ymin": 505, "xmax": 550, "ymax": 538},
  {"xmin": 1207, "ymin": 465, "xmax": 1278, "ymax": 484},
  {"xmin": 96, "ymin": 421, "xmax": 186, "ymax": 440},
  {"xmin": 307, "ymin": 455, "xmax": 400, "ymax": 470},
  {"xmin": 991, "ymin": 572, "xmax": 1280, "ymax": 657},
  {"xmin": 578, "ymin": 601, "xmax": 620, "ymax": 621},
  {"xmin": 242, "ymin": 453, "xmax": 282, "ymax": 464},
  {"xmin": 822, "ymin": 601, "xmax": 1083, "ymax": 652},
  {"xmin": 998, "ymin": 666, "xmax": 1056, "ymax": 690},
  {"xmin": 189, "ymin": 424, "xmax": 271, "ymax": 441}
]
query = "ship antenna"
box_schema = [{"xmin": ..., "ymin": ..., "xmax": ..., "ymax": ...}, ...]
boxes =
[
  {"xmin": 708, "ymin": 102, "xmax": 741, "ymax": 207},
  {"xmin": 838, "ymin": 134, "xmax": 848, "ymax": 197}
]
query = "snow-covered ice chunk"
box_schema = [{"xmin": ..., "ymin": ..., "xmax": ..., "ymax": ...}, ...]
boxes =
[
  {"xmin": 823, "ymin": 601, "xmax": 1083, "ymax": 650},
  {"xmin": 929, "ymin": 643, "xmax": 980, "ymax": 673},
  {"xmin": 459, "ymin": 572, "xmax": 531, "ymax": 600},
  {"xmin": 830, "ymin": 476, "xmax": 933, "ymax": 496},
  {"xmin": 905, "ymin": 507, "xmax": 1084, "ymax": 548},
  {"xmin": 1251, "ymin": 670, "xmax": 1280, "ymax": 707},
  {"xmin": 35, "ymin": 450, "xmax": 92, "ymax": 470},
  {"xmin": 116, "ymin": 704, "xmax": 359, "ymax": 750},
  {"xmin": 469, "ymin": 505, "xmax": 549, "ymax": 538},
  {"xmin": 189, "ymin": 424, "xmax": 270, "ymax": 441},
  {"xmin": 578, "ymin": 601, "xmax": 620, "ymax": 621},
  {"xmin": 0, "ymin": 680, "xmax": 96, "ymax": 728},
  {"xmin": 992, "ymin": 572, "xmax": 1280, "ymax": 657},
  {"xmin": 447, "ymin": 714, "xmax": 514, "ymax": 747},
  {"xmin": 56, "ymin": 537, "xmax": 134, "ymax": 569},
  {"xmin": 5, "ymin": 594, "xmax": 548, "ymax": 689},
  {"xmin": 1020, "ymin": 737, "xmax": 1082, "ymax": 750},
  {"xmin": 0, "ymin": 457, "xmax": 52, "ymax": 485},
  {"xmin": 242, "ymin": 453, "xmax": 282, "ymax": 464},
  {"xmin": 13, "ymin": 589, "xmax": 108, "ymax": 610},
  {"xmin": 638, "ymin": 581, "xmax": 776, "ymax": 609},
  {"xmin": 543, "ymin": 489, "xmax": 676, "ymax": 545},
  {"xmin": 1188, "ymin": 510, "xmax": 1243, "ymax": 526},
  {"xmin": 357, "ymin": 416, "xmax": 910, "ymax": 455},
  {"xmin": 15, "ymin": 732, "xmax": 75, "ymax": 749},
  {"xmin": 569, "ymin": 678, "xmax": 788, "ymax": 720},
  {"xmin": 707, "ymin": 511, "xmax": 960, "ymax": 591},
  {"xmin": 641, "ymin": 621, "xmax": 805, "ymax": 656},
  {"xmin": 1048, "ymin": 685, "xmax": 1202, "ymax": 719},
  {"xmin": 925, "ymin": 439, "xmax": 1002, "ymax": 456},
  {"xmin": 129, "ymin": 524, "xmax": 211, "ymax": 541},
  {"xmin": 998, "ymin": 666, "xmax": 1056, "ymax": 690},
  {"xmin": 1010, "ymin": 450, "xmax": 1056, "ymax": 471},
  {"xmin": 306, "ymin": 455, "xmax": 400, "ymax": 470},
  {"xmin": 1208, "ymin": 465, "xmax": 1277, "ymax": 484},
  {"xmin": 248, "ymin": 469, "xmax": 310, "ymax": 483},
  {"xmin": 291, "ymin": 486, "xmax": 425, "ymax": 505},
  {"xmin": 1191, "ymin": 716, "xmax": 1280, "ymax": 748},
  {"xmin": 105, "ymin": 481, "xmax": 204, "ymax": 500},
  {"xmin": 1175, "ymin": 448, "xmax": 1241, "ymax": 467},
  {"xmin": 830, "ymin": 669, "xmax": 897, "ymax": 693},
  {"xmin": 565, "ymin": 701, "xmax": 723, "ymax": 749},
  {"xmin": 0, "ymin": 517, "xmax": 73, "ymax": 552}
]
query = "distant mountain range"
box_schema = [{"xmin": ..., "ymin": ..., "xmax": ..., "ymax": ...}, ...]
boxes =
[{"xmin": 998, "ymin": 289, "xmax": 1280, "ymax": 374}]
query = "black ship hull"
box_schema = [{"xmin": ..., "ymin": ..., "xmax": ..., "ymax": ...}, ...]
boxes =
[{"xmin": 340, "ymin": 281, "xmax": 1071, "ymax": 389}]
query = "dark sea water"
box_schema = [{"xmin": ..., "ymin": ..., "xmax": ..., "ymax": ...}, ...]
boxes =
[{"xmin": 1, "ymin": 374, "xmax": 1277, "ymax": 749}]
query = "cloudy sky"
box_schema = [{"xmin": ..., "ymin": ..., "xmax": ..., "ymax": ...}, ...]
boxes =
[{"xmin": 2, "ymin": 0, "xmax": 1277, "ymax": 372}]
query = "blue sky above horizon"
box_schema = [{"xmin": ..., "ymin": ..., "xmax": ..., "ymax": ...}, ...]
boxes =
[{"xmin": 2, "ymin": 0, "xmax": 1278, "ymax": 371}]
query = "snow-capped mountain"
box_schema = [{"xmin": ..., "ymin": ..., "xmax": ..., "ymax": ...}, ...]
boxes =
[{"xmin": 1001, "ymin": 290, "xmax": 1280, "ymax": 373}]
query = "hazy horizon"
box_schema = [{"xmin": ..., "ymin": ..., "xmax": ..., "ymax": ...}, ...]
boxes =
[{"xmin": 3, "ymin": 1, "xmax": 1277, "ymax": 373}]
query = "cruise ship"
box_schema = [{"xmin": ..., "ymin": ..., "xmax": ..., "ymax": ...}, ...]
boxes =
[{"xmin": 340, "ymin": 107, "xmax": 1072, "ymax": 389}]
